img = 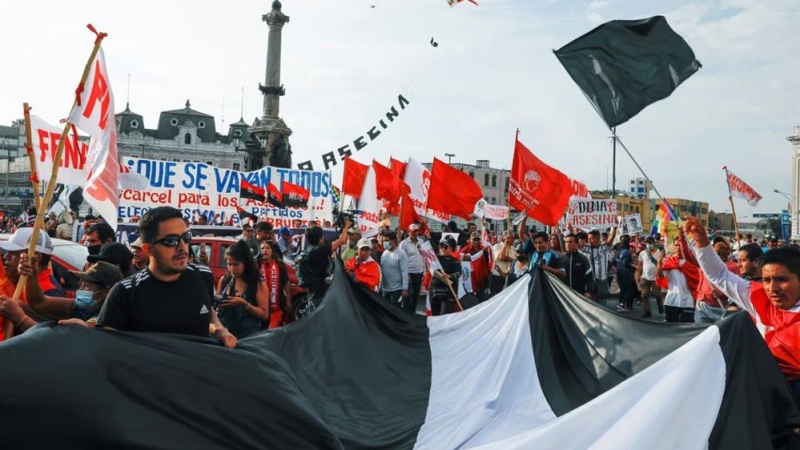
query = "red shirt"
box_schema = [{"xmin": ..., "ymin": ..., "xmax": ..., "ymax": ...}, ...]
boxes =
[
  {"xmin": 695, "ymin": 244, "xmax": 800, "ymax": 380},
  {"xmin": 345, "ymin": 257, "xmax": 381, "ymax": 292}
]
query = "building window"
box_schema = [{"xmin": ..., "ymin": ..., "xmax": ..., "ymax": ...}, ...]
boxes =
[
  {"xmin": 505, "ymin": 178, "xmax": 509, "ymax": 193},
  {"xmin": 130, "ymin": 119, "xmax": 139, "ymax": 129},
  {"xmin": 170, "ymin": 118, "xmax": 178, "ymax": 126},
  {"xmin": 198, "ymin": 120, "xmax": 206, "ymax": 129},
  {"xmin": 173, "ymin": 158, "xmax": 180, "ymax": 162},
  {"xmin": 232, "ymin": 162, "xmax": 241, "ymax": 171},
  {"xmin": 234, "ymin": 130, "xmax": 242, "ymax": 137},
  {"xmin": 160, "ymin": 157, "xmax": 167, "ymax": 161},
  {"xmin": 206, "ymin": 161, "xmax": 213, "ymax": 165},
  {"xmin": 469, "ymin": 171, "xmax": 475, "ymax": 179},
  {"xmin": 484, "ymin": 173, "xmax": 490, "ymax": 186},
  {"xmin": 492, "ymin": 175, "xmax": 497, "ymax": 187},
  {"xmin": 184, "ymin": 133, "xmax": 191, "ymax": 145},
  {"xmin": 491, "ymin": 197, "xmax": 496, "ymax": 204}
]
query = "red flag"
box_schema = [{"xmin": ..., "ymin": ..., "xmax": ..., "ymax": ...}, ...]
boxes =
[
  {"xmin": 390, "ymin": 158, "xmax": 407, "ymax": 180},
  {"xmin": 240, "ymin": 179, "xmax": 266, "ymax": 202},
  {"xmin": 509, "ymin": 136, "xmax": 573, "ymax": 226},
  {"xmin": 724, "ymin": 167, "xmax": 762, "ymax": 207},
  {"xmin": 282, "ymin": 181, "xmax": 310, "ymax": 208},
  {"xmin": 342, "ymin": 158, "xmax": 369, "ymax": 198},
  {"xmin": 373, "ymin": 161, "xmax": 404, "ymax": 215},
  {"xmin": 427, "ymin": 158, "xmax": 484, "ymax": 220},
  {"xmin": 400, "ymin": 192, "xmax": 429, "ymax": 234}
]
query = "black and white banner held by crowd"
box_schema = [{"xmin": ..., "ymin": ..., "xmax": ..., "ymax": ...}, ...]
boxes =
[{"xmin": 0, "ymin": 264, "xmax": 798, "ymax": 449}]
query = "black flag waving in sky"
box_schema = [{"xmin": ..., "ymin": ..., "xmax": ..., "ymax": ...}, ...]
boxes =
[{"xmin": 554, "ymin": 16, "xmax": 701, "ymax": 128}]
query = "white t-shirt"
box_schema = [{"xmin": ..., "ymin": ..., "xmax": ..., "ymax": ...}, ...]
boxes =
[
  {"xmin": 663, "ymin": 260, "xmax": 694, "ymax": 308},
  {"xmin": 638, "ymin": 249, "xmax": 658, "ymax": 281}
]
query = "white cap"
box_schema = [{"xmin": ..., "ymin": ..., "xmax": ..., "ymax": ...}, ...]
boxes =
[
  {"xmin": 357, "ymin": 237, "xmax": 372, "ymax": 249},
  {"xmin": 408, "ymin": 224, "xmax": 419, "ymax": 231},
  {"xmin": 0, "ymin": 227, "xmax": 54, "ymax": 255}
]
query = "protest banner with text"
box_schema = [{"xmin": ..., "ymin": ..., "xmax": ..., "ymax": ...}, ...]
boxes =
[{"xmin": 118, "ymin": 157, "xmax": 332, "ymax": 227}]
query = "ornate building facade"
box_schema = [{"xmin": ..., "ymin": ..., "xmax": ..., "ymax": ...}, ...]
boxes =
[{"xmin": 115, "ymin": 100, "xmax": 246, "ymax": 170}]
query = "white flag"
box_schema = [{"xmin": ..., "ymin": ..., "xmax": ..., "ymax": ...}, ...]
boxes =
[
  {"xmin": 356, "ymin": 164, "xmax": 381, "ymax": 238},
  {"xmin": 68, "ymin": 47, "xmax": 119, "ymax": 229}
]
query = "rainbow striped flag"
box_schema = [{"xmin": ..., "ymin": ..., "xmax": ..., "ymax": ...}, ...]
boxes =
[
  {"xmin": 651, "ymin": 200, "xmax": 679, "ymax": 235},
  {"xmin": 331, "ymin": 185, "xmax": 343, "ymax": 213}
]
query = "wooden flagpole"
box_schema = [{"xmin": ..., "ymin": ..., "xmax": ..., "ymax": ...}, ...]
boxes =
[
  {"xmin": 22, "ymin": 104, "xmax": 41, "ymax": 211},
  {"xmin": 5, "ymin": 31, "xmax": 107, "ymax": 339},
  {"xmin": 722, "ymin": 166, "xmax": 741, "ymax": 242}
]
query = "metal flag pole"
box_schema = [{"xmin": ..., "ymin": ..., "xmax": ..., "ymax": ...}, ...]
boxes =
[{"xmin": 611, "ymin": 127, "xmax": 617, "ymax": 198}]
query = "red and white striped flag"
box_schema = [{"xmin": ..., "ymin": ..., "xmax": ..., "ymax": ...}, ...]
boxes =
[{"xmin": 724, "ymin": 167, "xmax": 762, "ymax": 207}]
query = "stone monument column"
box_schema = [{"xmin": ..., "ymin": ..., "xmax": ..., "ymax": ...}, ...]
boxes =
[{"xmin": 249, "ymin": 0, "xmax": 293, "ymax": 169}]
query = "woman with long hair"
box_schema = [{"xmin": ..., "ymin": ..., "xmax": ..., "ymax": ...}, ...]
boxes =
[
  {"xmin": 215, "ymin": 240, "xmax": 270, "ymax": 338},
  {"xmin": 259, "ymin": 240, "xmax": 290, "ymax": 328},
  {"xmin": 549, "ymin": 233, "xmax": 564, "ymax": 256}
]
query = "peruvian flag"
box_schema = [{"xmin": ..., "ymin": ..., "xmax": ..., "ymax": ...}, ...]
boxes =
[
  {"xmin": 373, "ymin": 160, "xmax": 405, "ymax": 215},
  {"xmin": 390, "ymin": 158, "xmax": 407, "ymax": 180},
  {"xmin": 724, "ymin": 167, "xmax": 762, "ymax": 207},
  {"xmin": 342, "ymin": 157, "xmax": 369, "ymax": 199},
  {"xmin": 282, "ymin": 181, "xmax": 310, "ymax": 208},
  {"xmin": 509, "ymin": 136, "xmax": 573, "ymax": 226},
  {"xmin": 240, "ymin": 179, "xmax": 266, "ymax": 202},
  {"xmin": 68, "ymin": 46, "xmax": 120, "ymax": 229},
  {"xmin": 427, "ymin": 158, "xmax": 483, "ymax": 220}
]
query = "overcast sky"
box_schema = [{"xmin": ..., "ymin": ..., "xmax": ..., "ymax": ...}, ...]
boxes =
[{"xmin": 2, "ymin": 0, "xmax": 799, "ymax": 217}]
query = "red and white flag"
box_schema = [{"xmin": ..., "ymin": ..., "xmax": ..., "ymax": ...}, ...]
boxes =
[
  {"xmin": 724, "ymin": 167, "xmax": 762, "ymax": 207},
  {"xmin": 68, "ymin": 47, "xmax": 119, "ymax": 229},
  {"xmin": 403, "ymin": 158, "xmax": 450, "ymax": 224},
  {"xmin": 30, "ymin": 115, "xmax": 147, "ymax": 190}
]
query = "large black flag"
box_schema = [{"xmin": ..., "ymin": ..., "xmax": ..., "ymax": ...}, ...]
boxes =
[{"xmin": 555, "ymin": 16, "xmax": 701, "ymax": 128}]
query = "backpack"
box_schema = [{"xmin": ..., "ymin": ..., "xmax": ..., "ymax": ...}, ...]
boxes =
[{"xmin": 296, "ymin": 245, "xmax": 317, "ymax": 287}]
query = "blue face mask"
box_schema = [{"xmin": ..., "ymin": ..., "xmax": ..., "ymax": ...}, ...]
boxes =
[
  {"xmin": 383, "ymin": 241, "xmax": 392, "ymax": 251},
  {"xmin": 75, "ymin": 289, "xmax": 97, "ymax": 309}
]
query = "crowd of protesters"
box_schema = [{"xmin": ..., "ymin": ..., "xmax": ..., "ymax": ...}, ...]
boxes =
[{"xmin": 3, "ymin": 203, "xmax": 800, "ymax": 403}]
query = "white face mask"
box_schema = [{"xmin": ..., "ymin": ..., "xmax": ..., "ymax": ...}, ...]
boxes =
[{"xmin": 75, "ymin": 289, "xmax": 99, "ymax": 309}]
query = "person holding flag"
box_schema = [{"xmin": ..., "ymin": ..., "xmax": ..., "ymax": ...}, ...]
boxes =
[
  {"xmin": 429, "ymin": 237, "xmax": 462, "ymax": 316},
  {"xmin": 684, "ymin": 215, "xmax": 800, "ymax": 399},
  {"xmin": 459, "ymin": 231, "xmax": 493, "ymax": 300}
]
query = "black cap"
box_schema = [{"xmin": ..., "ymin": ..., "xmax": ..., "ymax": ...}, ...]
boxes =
[
  {"xmin": 86, "ymin": 242, "xmax": 134, "ymax": 265},
  {"xmin": 70, "ymin": 261, "xmax": 123, "ymax": 288}
]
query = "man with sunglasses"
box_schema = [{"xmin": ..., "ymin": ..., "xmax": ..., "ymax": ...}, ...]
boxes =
[{"xmin": 68, "ymin": 207, "xmax": 237, "ymax": 348}]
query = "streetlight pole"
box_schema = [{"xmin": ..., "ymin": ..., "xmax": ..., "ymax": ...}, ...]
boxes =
[
  {"xmin": 444, "ymin": 153, "xmax": 455, "ymax": 165},
  {"xmin": 774, "ymin": 189, "xmax": 792, "ymax": 242}
]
